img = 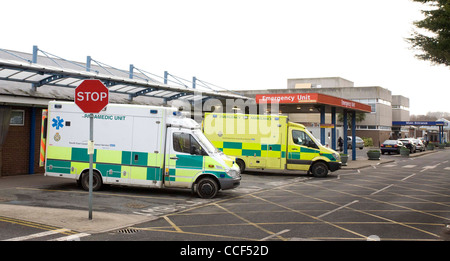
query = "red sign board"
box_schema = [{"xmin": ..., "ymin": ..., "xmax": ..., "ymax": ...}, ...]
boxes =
[
  {"xmin": 255, "ymin": 93, "xmax": 372, "ymax": 113},
  {"xmin": 75, "ymin": 80, "xmax": 109, "ymax": 113},
  {"xmin": 256, "ymin": 93, "xmax": 318, "ymax": 104}
]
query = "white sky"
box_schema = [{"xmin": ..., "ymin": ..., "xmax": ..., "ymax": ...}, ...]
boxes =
[{"xmin": 1, "ymin": 0, "xmax": 449, "ymax": 115}]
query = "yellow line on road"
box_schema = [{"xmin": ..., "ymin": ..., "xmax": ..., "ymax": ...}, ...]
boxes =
[
  {"xmin": 130, "ymin": 226, "xmax": 258, "ymax": 241},
  {"xmin": 0, "ymin": 216, "xmax": 77, "ymax": 236},
  {"xmin": 16, "ymin": 187, "xmax": 186, "ymax": 201},
  {"xmin": 213, "ymin": 203, "xmax": 287, "ymax": 241},
  {"xmin": 249, "ymin": 194, "xmax": 368, "ymax": 239},
  {"xmin": 300, "ymin": 183, "xmax": 442, "ymax": 238},
  {"xmin": 163, "ymin": 216, "xmax": 183, "ymax": 232}
]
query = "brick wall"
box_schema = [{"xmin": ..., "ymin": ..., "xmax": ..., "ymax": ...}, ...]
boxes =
[{"xmin": 1, "ymin": 107, "xmax": 45, "ymax": 176}]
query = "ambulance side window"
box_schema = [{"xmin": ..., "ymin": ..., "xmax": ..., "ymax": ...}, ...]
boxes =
[
  {"xmin": 292, "ymin": 130, "xmax": 317, "ymax": 149},
  {"xmin": 190, "ymin": 137, "xmax": 206, "ymax": 155},
  {"xmin": 173, "ymin": 132, "xmax": 205, "ymax": 155},
  {"xmin": 173, "ymin": 132, "xmax": 191, "ymax": 154}
]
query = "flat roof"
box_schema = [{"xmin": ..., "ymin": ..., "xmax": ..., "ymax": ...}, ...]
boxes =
[{"xmin": 255, "ymin": 93, "xmax": 372, "ymax": 113}]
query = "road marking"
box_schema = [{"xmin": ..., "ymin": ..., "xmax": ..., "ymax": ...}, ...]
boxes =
[
  {"xmin": 133, "ymin": 199, "xmax": 209, "ymax": 216},
  {"xmin": 444, "ymin": 167, "xmax": 450, "ymax": 171},
  {"xmin": 304, "ymin": 182, "xmax": 442, "ymax": 238},
  {"xmin": 401, "ymin": 173, "xmax": 416, "ymax": 181},
  {"xmin": 403, "ymin": 165, "xmax": 417, "ymax": 168},
  {"xmin": 163, "ymin": 216, "xmax": 183, "ymax": 232},
  {"xmin": 370, "ymin": 184, "xmax": 394, "ymax": 195},
  {"xmin": 420, "ymin": 165, "xmax": 439, "ymax": 172},
  {"xmin": 52, "ymin": 233, "xmax": 91, "ymax": 241},
  {"xmin": 214, "ymin": 202, "xmax": 285, "ymax": 240},
  {"xmin": 3, "ymin": 228, "xmax": 70, "ymax": 241},
  {"xmin": 317, "ymin": 200, "xmax": 359, "ymax": 218},
  {"xmin": 251, "ymin": 194, "xmax": 367, "ymax": 239},
  {"xmin": 260, "ymin": 229, "xmax": 290, "ymax": 241}
]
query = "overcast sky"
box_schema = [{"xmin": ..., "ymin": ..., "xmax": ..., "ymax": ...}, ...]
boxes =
[{"xmin": 1, "ymin": 0, "xmax": 449, "ymax": 115}]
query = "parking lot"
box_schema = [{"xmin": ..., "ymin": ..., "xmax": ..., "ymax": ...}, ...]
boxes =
[
  {"xmin": 0, "ymin": 148, "xmax": 449, "ymax": 242},
  {"xmin": 115, "ymin": 148, "xmax": 450, "ymax": 241}
]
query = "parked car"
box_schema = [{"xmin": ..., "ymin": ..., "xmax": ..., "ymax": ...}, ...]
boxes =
[
  {"xmin": 413, "ymin": 138, "xmax": 425, "ymax": 152},
  {"xmin": 381, "ymin": 140, "xmax": 405, "ymax": 154},
  {"xmin": 399, "ymin": 138, "xmax": 416, "ymax": 153},
  {"xmin": 417, "ymin": 137, "xmax": 429, "ymax": 147},
  {"xmin": 347, "ymin": 136, "xmax": 364, "ymax": 149}
]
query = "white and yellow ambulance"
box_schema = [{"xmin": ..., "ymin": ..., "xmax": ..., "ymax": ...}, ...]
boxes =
[{"xmin": 41, "ymin": 101, "xmax": 240, "ymax": 198}]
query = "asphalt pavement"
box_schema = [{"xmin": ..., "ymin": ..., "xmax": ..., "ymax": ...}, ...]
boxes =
[{"xmin": 0, "ymin": 147, "xmax": 447, "ymax": 241}]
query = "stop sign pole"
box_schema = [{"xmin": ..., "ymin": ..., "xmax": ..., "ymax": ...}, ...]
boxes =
[
  {"xmin": 88, "ymin": 114, "xmax": 94, "ymax": 220},
  {"xmin": 75, "ymin": 80, "xmax": 109, "ymax": 220}
]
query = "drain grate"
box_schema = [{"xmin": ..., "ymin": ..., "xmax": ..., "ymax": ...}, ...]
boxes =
[{"xmin": 116, "ymin": 228, "xmax": 140, "ymax": 234}]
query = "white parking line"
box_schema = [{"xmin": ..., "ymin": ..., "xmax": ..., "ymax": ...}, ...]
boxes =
[
  {"xmin": 317, "ymin": 200, "xmax": 359, "ymax": 218},
  {"xmin": 401, "ymin": 173, "xmax": 416, "ymax": 181},
  {"xmin": 402, "ymin": 165, "xmax": 417, "ymax": 168},
  {"xmin": 260, "ymin": 229, "xmax": 290, "ymax": 241},
  {"xmin": 51, "ymin": 233, "xmax": 91, "ymax": 241},
  {"xmin": 370, "ymin": 184, "xmax": 394, "ymax": 195},
  {"xmin": 3, "ymin": 228, "xmax": 70, "ymax": 241},
  {"xmin": 420, "ymin": 165, "xmax": 438, "ymax": 172}
]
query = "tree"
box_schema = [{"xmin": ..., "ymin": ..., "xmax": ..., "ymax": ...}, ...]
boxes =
[
  {"xmin": 338, "ymin": 112, "xmax": 366, "ymax": 129},
  {"xmin": 407, "ymin": 0, "xmax": 450, "ymax": 66},
  {"xmin": 410, "ymin": 111, "xmax": 450, "ymax": 120}
]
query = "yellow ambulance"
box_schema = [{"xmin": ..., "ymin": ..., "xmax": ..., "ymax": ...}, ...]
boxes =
[{"xmin": 203, "ymin": 113, "xmax": 341, "ymax": 177}]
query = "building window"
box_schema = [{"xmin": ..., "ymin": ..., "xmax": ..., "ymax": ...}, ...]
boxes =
[
  {"xmin": 392, "ymin": 105, "xmax": 409, "ymax": 111},
  {"xmin": 352, "ymin": 98, "xmax": 391, "ymax": 113},
  {"xmin": 379, "ymin": 126, "xmax": 392, "ymax": 130},
  {"xmin": 10, "ymin": 110, "xmax": 25, "ymax": 126}
]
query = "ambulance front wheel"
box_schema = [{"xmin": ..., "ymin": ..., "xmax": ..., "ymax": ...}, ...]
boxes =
[
  {"xmin": 80, "ymin": 171, "xmax": 103, "ymax": 191},
  {"xmin": 310, "ymin": 162, "xmax": 328, "ymax": 178},
  {"xmin": 196, "ymin": 177, "xmax": 219, "ymax": 199}
]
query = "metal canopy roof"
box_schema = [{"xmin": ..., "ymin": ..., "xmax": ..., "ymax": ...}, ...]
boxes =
[{"xmin": 0, "ymin": 47, "xmax": 249, "ymax": 104}]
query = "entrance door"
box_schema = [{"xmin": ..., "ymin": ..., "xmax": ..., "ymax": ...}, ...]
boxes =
[{"xmin": 165, "ymin": 128, "xmax": 205, "ymax": 188}]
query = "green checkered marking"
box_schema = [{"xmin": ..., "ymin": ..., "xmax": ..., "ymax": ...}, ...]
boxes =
[
  {"xmin": 216, "ymin": 142, "xmax": 285, "ymax": 158},
  {"xmin": 223, "ymin": 142, "xmax": 242, "ymax": 149},
  {"xmin": 175, "ymin": 154, "xmax": 203, "ymax": 169}
]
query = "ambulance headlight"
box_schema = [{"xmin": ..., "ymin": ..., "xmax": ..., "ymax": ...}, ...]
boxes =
[
  {"xmin": 332, "ymin": 152, "xmax": 340, "ymax": 161},
  {"xmin": 226, "ymin": 169, "xmax": 240, "ymax": 179}
]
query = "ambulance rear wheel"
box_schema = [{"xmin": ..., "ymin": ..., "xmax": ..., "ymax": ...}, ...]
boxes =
[
  {"xmin": 311, "ymin": 162, "xmax": 328, "ymax": 178},
  {"xmin": 81, "ymin": 171, "xmax": 103, "ymax": 191},
  {"xmin": 236, "ymin": 159, "xmax": 245, "ymax": 173},
  {"xmin": 196, "ymin": 177, "xmax": 219, "ymax": 199}
]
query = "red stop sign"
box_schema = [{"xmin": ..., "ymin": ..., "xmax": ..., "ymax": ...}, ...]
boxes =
[{"xmin": 75, "ymin": 80, "xmax": 109, "ymax": 113}]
